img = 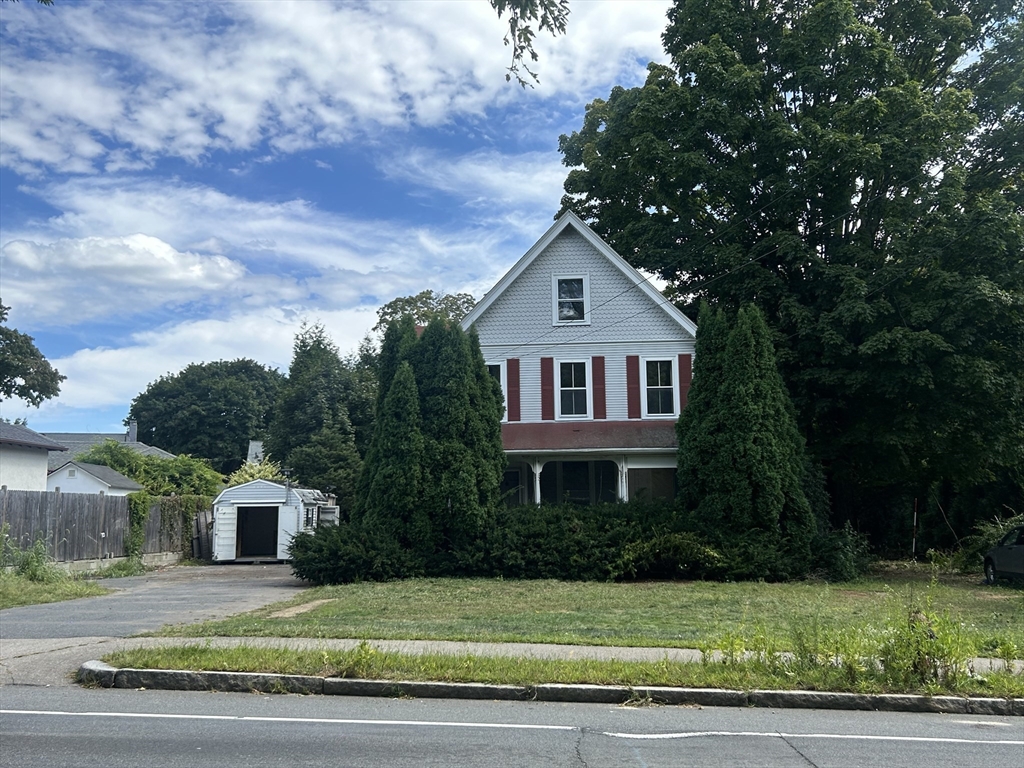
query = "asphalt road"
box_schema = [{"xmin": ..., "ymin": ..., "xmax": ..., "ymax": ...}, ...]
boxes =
[{"xmin": 3, "ymin": 685, "xmax": 1022, "ymax": 768}]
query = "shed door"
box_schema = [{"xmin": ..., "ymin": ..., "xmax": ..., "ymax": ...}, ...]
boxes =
[{"xmin": 236, "ymin": 506, "xmax": 279, "ymax": 558}]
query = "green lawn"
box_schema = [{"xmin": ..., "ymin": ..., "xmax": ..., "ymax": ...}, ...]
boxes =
[
  {"xmin": 0, "ymin": 573, "xmax": 108, "ymax": 609},
  {"xmin": 155, "ymin": 567, "xmax": 1024, "ymax": 656}
]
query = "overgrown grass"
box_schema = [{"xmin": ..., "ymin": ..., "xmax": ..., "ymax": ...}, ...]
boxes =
[
  {"xmin": 0, "ymin": 573, "xmax": 107, "ymax": 609},
  {"xmin": 0, "ymin": 531, "xmax": 109, "ymax": 608},
  {"xmin": 154, "ymin": 567, "xmax": 1024, "ymax": 657},
  {"xmin": 105, "ymin": 640, "xmax": 1024, "ymax": 698}
]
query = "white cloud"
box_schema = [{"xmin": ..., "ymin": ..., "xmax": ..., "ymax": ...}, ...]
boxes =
[
  {"xmin": 0, "ymin": 0, "xmax": 670, "ymax": 174},
  {"xmin": 0, "ymin": 306, "xmax": 377, "ymax": 421},
  {"xmin": 1, "ymin": 176, "xmax": 538, "ymax": 326}
]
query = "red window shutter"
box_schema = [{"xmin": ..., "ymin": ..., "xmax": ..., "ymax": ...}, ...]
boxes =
[
  {"xmin": 540, "ymin": 357, "xmax": 554, "ymax": 421},
  {"xmin": 507, "ymin": 358, "xmax": 521, "ymax": 422},
  {"xmin": 626, "ymin": 355, "xmax": 640, "ymax": 419},
  {"xmin": 592, "ymin": 356, "xmax": 606, "ymax": 419},
  {"xmin": 679, "ymin": 353, "xmax": 693, "ymax": 410}
]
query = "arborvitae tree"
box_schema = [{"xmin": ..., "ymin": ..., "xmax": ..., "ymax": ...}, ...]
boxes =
[
  {"xmin": 678, "ymin": 305, "xmax": 814, "ymax": 579},
  {"xmin": 677, "ymin": 302, "xmax": 729, "ymax": 517},
  {"xmin": 375, "ymin": 314, "xmax": 418, "ymax": 413},
  {"xmin": 360, "ymin": 361, "xmax": 431, "ymax": 567},
  {"xmin": 355, "ymin": 317, "xmax": 505, "ymax": 575},
  {"xmin": 287, "ymin": 416, "xmax": 362, "ymax": 516}
]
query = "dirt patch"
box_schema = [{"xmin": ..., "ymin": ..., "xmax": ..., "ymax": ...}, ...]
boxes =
[{"xmin": 268, "ymin": 599, "xmax": 336, "ymax": 618}]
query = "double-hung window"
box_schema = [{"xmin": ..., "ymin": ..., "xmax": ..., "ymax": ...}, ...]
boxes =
[
  {"xmin": 487, "ymin": 362, "xmax": 507, "ymax": 421},
  {"xmin": 552, "ymin": 275, "xmax": 590, "ymax": 325},
  {"xmin": 559, "ymin": 360, "xmax": 589, "ymax": 418},
  {"xmin": 642, "ymin": 358, "xmax": 676, "ymax": 417}
]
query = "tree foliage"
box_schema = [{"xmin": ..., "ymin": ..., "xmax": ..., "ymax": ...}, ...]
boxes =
[
  {"xmin": 373, "ymin": 290, "xmax": 477, "ymax": 333},
  {"xmin": 355, "ymin": 317, "xmax": 506, "ymax": 574},
  {"xmin": 75, "ymin": 440, "xmax": 222, "ymax": 497},
  {"xmin": 226, "ymin": 457, "xmax": 286, "ymax": 487},
  {"xmin": 266, "ymin": 323, "xmax": 369, "ymax": 507},
  {"xmin": 490, "ymin": 0, "xmax": 570, "ymax": 87},
  {"xmin": 560, "ymin": 0, "xmax": 1024, "ymax": 543},
  {"xmin": 126, "ymin": 359, "xmax": 283, "ymax": 474},
  {"xmin": 677, "ymin": 305, "xmax": 814, "ymax": 579},
  {"xmin": 0, "ymin": 302, "xmax": 65, "ymax": 407}
]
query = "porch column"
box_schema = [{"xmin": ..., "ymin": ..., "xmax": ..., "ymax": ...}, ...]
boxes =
[
  {"xmin": 531, "ymin": 459, "xmax": 544, "ymax": 505},
  {"xmin": 616, "ymin": 456, "xmax": 629, "ymax": 502}
]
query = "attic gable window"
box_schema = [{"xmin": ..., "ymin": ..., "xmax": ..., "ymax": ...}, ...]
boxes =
[{"xmin": 553, "ymin": 275, "xmax": 590, "ymax": 326}]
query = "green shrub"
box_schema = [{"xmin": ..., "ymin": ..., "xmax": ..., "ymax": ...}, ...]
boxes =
[
  {"xmin": 611, "ymin": 531, "xmax": 724, "ymax": 580},
  {"xmin": 811, "ymin": 521, "xmax": 872, "ymax": 581},
  {"xmin": 1, "ymin": 527, "xmax": 67, "ymax": 584}
]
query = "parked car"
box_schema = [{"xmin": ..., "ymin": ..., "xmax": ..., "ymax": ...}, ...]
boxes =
[{"xmin": 983, "ymin": 526, "xmax": 1024, "ymax": 584}]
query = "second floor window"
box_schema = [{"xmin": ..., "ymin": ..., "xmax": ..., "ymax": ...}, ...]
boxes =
[
  {"xmin": 560, "ymin": 361, "xmax": 588, "ymax": 417},
  {"xmin": 553, "ymin": 274, "xmax": 590, "ymax": 325},
  {"xmin": 644, "ymin": 359, "xmax": 675, "ymax": 416}
]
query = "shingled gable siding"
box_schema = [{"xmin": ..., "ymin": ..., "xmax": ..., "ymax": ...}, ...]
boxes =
[
  {"xmin": 592, "ymin": 356, "xmax": 607, "ymax": 419},
  {"xmin": 470, "ymin": 229, "xmax": 686, "ymax": 345},
  {"xmin": 540, "ymin": 357, "xmax": 555, "ymax": 421},
  {"xmin": 679, "ymin": 353, "xmax": 693, "ymax": 410},
  {"xmin": 506, "ymin": 358, "xmax": 521, "ymax": 422},
  {"xmin": 626, "ymin": 355, "xmax": 641, "ymax": 418}
]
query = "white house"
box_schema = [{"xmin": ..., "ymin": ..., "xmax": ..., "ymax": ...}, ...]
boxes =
[
  {"xmin": 211, "ymin": 479, "xmax": 335, "ymax": 562},
  {"xmin": 47, "ymin": 460, "xmax": 143, "ymax": 497},
  {"xmin": 0, "ymin": 422, "xmax": 68, "ymax": 492},
  {"xmin": 461, "ymin": 211, "xmax": 696, "ymax": 504}
]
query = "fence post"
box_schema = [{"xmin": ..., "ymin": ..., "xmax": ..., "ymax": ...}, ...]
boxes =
[{"xmin": 99, "ymin": 491, "xmax": 107, "ymax": 560}]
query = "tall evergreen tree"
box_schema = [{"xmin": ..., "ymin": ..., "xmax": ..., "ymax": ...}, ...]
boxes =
[
  {"xmin": 360, "ymin": 361, "xmax": 431, "ymax": 566},
  {"xmin": 678, "ymin": 305, "xmax": 814, "ymax": 579}
]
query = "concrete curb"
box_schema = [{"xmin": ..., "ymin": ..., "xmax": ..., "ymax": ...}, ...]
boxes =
[{"xmin": 78, "ymin": 661, "xmax": 1022, "ymax": 715}]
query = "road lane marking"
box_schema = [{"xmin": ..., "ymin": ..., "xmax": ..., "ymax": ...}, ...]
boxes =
[
  {"xmin": 0, "ymin": 710, "xmax": 574, "ymax": 732},
  {"xmin": 2, "ymin": 711, "xmax": 1022, "ymax": 745},
  {"xmin": 600, "ymin": 730, "xmax": 1024, "ymax": 745}
]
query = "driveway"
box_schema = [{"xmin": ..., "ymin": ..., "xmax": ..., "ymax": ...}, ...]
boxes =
[{"xmin": 0, "ymin": 564, "xmax": 306, "ymax": 687}]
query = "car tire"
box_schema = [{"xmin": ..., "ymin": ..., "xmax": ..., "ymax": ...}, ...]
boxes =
[{"xmin": 984, "ymin": 559, "xmax": 997, "ymax": 585}]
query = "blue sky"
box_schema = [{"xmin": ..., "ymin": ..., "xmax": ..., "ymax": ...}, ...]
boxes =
[{"xmin": 0, "ymin": 0, "xmax": 670, "ymax": 433}]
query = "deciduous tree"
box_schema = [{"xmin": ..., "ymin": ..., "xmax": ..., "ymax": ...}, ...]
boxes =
[
  {"xmin": 560, "ymin": 0, "xmax": 1024, "ymax": 543},
  {"xmin": 127, "ymin": 359, "xmax": 283, "ymax": 475},
  {"xmin": 0, "ymin": 302, "xmax": 64, "ymax": 407}
]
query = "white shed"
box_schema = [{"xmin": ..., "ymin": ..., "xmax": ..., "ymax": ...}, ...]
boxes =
[{"xmin": 211, "ymin": 479, "xmax": 333, "ymax": 562}]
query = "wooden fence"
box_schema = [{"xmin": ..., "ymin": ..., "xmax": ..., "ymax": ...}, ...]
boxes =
[{"xmin": 0, "ymin": 488, "xmax": 213, "ymax": 564}]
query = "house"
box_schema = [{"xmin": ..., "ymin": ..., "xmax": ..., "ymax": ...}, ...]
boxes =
[
  {"xmin": 43, "ymin": 420, "xmax": 175, "ymax": 471},
  {"xmin": 211, "ymin": 479, "xmax": 337, "ymax": 562},
  {"xmin": 47, "ymin": 460, "xmax": 144, "ymax": 497},
  {"xmin": 0, "ymin": 422, "xmax": 68, "ymax": 491},
  {"xmin": 460, "ymin": 211, "xmax": 696, "ymax": 505}
]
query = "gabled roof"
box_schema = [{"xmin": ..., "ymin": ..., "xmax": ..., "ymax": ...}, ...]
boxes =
[
  {"xmin": 461, "ymin": 211, "xmax": 697, "ymax": 336},
  {"xmin": 213, "ymin": 478, "xmax": 326, "ymax": 506},
  {"xmin": 43, "ymin": 433, "xmax": 175, "ymax": 470},
  {"xmin": 49, "ymin": 460, "xmax": 144, "ymax": 492},
  {"xmin": 0, "ymin": 422, "xmax": 68, "ymax": 452}
]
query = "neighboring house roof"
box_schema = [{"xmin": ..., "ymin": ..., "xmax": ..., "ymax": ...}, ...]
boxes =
[
  {"xmin": 0, "ymin": 422, "xmax": 69, "ymax": 453},
  {"xmin": 43, "ymin": 433, "xmax": 176, "ymax": 470},
  {"xmin": 460, "ymin": 211, "xmax": 697, "ymax": 336},
  {"xmin": 49, "ymin": 460, "xmax": 144, "ymax": 492}
]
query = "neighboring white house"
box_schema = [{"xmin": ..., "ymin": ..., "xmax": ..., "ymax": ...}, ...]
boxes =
[
  {"xmin": 47, "ymin": 460, "xmax": 143, "ymax": 497},
  {"xmin": 211, "ymin": 479, "xmax": 336, "ymax": 562},
  {"xmin": 461, "ymin": 211, "xmax": 696, "ymax": 504},
  {"xmin": 0, "ymin": 422, "xmax": 68, "ymax": 492}
]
